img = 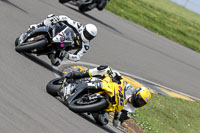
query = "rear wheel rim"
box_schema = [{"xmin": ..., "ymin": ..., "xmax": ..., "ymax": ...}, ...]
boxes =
[{"xmin": 75, "ymin": 98, "xmax": 98, "ymax": 105}]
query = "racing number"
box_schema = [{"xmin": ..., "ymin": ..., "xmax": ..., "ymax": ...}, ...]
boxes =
[{"xmin": 118, "ymin": 90, "xmax": 124, "ymax": 106}]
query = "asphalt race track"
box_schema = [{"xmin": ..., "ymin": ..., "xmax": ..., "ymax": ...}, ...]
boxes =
[{"xmin": 0, "ymin": 0, "xmax": 200, "ymax": 132}]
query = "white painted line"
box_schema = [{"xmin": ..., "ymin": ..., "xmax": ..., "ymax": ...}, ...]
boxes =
[{"xmin": 58, "ymin": 60, "xmax": 200, "ymax": 101}]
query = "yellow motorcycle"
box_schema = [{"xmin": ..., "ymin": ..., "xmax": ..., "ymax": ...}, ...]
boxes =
[{"xmin": 46, "ymin": 68, "xmax": 126, "ymax": 125}]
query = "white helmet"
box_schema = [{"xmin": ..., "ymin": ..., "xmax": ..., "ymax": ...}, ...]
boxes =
[{"xmin": 81, "ymin": 24, "xmax": 97, "ymax": 42}]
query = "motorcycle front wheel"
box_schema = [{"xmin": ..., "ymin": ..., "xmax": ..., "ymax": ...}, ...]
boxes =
[
  {"xmin": 46, "ymin": 78, "xmax": 63, "ymax": 96},
  {"xmin": 15, "ymin": 35, "xmax": 47, "ymax": 53}
]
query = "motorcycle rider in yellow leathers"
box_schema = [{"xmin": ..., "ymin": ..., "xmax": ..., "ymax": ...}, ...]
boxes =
[{"xmin": 58, "ymin": 64, "xmax": 151, "ymax": 127}]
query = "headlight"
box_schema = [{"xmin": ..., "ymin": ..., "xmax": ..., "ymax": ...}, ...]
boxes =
[{"xmin": 27, "ymin": 37, "xmax": 34, "ymax": 42}]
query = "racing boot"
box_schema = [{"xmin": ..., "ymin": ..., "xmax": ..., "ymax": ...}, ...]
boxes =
[
  {"xmin": 48, "ymin": 53, "xmax": 61, "ymax": 66},
  {"xmin": 48, "ymin": 50, "xmax": 65, "ymax": 66},
  {"xmin": 92, "ymin": 112, "xmax": 109, "ymax": 125}
]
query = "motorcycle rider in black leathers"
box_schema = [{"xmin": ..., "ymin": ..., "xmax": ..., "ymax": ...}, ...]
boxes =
[{"xmin": 29, "ymin": 14, "xmax": 98, "ymax": 66}]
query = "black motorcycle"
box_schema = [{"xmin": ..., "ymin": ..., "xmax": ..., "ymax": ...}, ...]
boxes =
[
  {"xmin": 59, "ymin": 0, "xmax": 109, "ymax": 12},
  {"xmin": 46, "ymin": 68, "xmax": 111, "ymax": 125},
  {"xmin": 15, "ymin": 23, "xmax": 80, "ymax": 56}
]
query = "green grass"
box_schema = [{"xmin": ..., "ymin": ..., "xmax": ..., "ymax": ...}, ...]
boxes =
[
  {"xmin": 105, "ymin": 1, "xmax": 200, "ymax": 132},
  {"xmin": 131, "ymin": 94, "xmax": 200, "ymax": 133},
  {"xmin": 106, "ymin": 0, "xmax": 200, "ymax": 52}
]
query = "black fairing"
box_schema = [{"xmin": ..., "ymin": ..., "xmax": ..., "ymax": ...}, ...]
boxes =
[
  {"xmin": 16, "ymin": 24, "xmax": 76, "ymax": 55},
  {"xmin": 66, "ymin": 83, "xmax": 88, "ymax": 105},
  {"xmin": 52, "ymin": 24, "xmax": 67, "ymax": 37},
  {"xmin": 22, "ymin": 26, "xmax": 51, "ymax": 43},
  {"xmin": 66, "ymin": 83, "xmax": 105, "ymax": 105}
]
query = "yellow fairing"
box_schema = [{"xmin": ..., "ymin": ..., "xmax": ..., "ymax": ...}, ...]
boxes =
[{"xmin": 101, "ymin": 77, "xmax": 126, "ymax": 113}]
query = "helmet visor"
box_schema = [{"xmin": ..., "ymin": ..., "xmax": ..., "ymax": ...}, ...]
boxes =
[
  {"xmin": 132, "ymin": 94, "xmax": 146, "ymax": 108},
  {"xmin": 83, "ymin": 27, "xmax": 95, "ymax": 41}
]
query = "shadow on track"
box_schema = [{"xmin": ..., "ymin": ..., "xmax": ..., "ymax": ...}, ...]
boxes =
[
  {"xmin": 0, "ymin": 0, "xmax": 28, "ymax": 14},
  {"xmin": 62, "ymin": 4, "xmax": 122, "ymax": 35},
  {"xmin": 55, "ymin": 97, "xmax": 121, "ymax": 133},
  {"xmin": 77, "ymin": 113, "xmax": 122, "ymax": 133},
  {"xmin": 22, "ymin": 53, "xmax": 63, "ymax": 76},
  {"xmin": 51, "ymin": 94, "xmax": 122, "ymax": 132}
]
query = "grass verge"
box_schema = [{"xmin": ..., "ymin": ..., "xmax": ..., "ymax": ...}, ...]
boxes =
[
  {"xmin": 106, "ymin": 0, "xmax": 200, "ymax": 53},
  {"xmin": 131, "ymin": 94, "xmax": 200, "ymax": 133}
]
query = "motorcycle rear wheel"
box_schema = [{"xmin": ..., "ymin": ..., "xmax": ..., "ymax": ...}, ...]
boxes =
[
  {"xmin": 15, "ymin": 35, "xmax": 47, "ymax": 53},
  {"xmin": 46, "ymin": 78, "xmax": 63, "ymax": 96},
  {"xmin": 68, "ymin": 97, "xmax": 108, "ymax": 113}
]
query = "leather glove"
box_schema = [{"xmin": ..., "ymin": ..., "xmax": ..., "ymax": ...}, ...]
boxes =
[
  {"xmin": 106, "ymin": 66, "xmax": 113, "ymax": 75},
  {"xmin": 107, "ymin": 67, "xmax": 118, "ymax": 79}
]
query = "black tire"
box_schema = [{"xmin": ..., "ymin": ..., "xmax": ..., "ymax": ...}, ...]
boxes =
[
  {"xmin": 15, "ymin": 38, "xmax": 47, "ymax": 53},
  {"xmin": 59, "ymin": 0, "xmax": 70, "ymax": 4},
  {"xmin": 68, "ymin": 98, "xmax": 108, "ymax": 113},
  {"xmin": 78, "ymin": 5, "xmax": 91, "ymax": 12},
  {"xmin": 46, "ymin": 78, "xmax": 63, "ymax": 96},
  {"xmin": 15, "ymin": 37, "xmax": 19, "ymax": 47},
  {"xmin": 97, "ymin": 0, "xmax": 108, "ymax": 11}
]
